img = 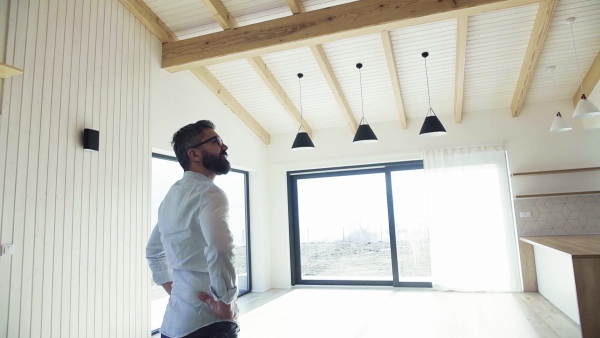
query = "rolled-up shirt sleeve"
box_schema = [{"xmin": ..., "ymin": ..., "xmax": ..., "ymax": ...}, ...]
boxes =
[
  {"xmin": 146, "ymin": 224, "xmax": 173, "ymax": 285},
  {"xmin": 199, "ymin": 188, "xmax": 238, "ymax": 304}
]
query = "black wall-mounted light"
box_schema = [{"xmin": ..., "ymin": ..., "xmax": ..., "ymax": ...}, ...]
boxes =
[{"xmin": 83, "ymin": 128, "xmax": 100, "ymax": 151}]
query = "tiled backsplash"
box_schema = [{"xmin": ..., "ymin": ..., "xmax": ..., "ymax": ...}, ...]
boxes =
[{"xmin": 513, "ymin": 194, "xmax": 600, "ymax": 236}]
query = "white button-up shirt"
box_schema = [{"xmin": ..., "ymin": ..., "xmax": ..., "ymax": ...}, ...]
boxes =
[{"xmin": 147, "ymin": 171, "xmax": 238, "ymax": 338}]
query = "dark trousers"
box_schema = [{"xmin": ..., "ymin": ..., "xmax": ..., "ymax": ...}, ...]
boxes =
[{"xmin": 161, "ymin": 322, "xmax": 239, "ymax": 338}]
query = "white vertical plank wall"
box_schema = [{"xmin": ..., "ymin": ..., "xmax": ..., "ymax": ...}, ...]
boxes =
[{"xmin": 0, "ymin": 0, "xmax": 152, "ymax": 337}]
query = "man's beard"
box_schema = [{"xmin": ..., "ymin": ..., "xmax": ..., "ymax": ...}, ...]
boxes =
[{"xmin": 202, "ymin": 149, "xmax": 231, "ymax": 175}]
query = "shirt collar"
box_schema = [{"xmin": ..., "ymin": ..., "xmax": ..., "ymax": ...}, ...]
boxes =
[{"xmin": 183, "ymin": 170, "xmax": 213, "ymax": 183}]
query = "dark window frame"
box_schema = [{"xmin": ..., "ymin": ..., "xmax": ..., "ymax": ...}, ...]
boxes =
[{"xmin": 287, "ymin": 161, "xmax": 432, "ymax": 288}]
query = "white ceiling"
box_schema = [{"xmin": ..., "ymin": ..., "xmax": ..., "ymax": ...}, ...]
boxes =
[{"xmin": 142, "ymin": 0, "xmax": 600, "ymax": 137}]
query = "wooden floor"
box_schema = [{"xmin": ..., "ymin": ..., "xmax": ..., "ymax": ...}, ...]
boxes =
[{"xmin": 236, "ymin": 288, "xmax": 581, "ymax": 338}]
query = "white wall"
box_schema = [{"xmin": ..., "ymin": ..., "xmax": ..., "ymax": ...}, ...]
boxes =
[
  {"xmin": 148, "ymin": 47, "xmax": 272, "ymax": 291},
  {"xmin": 0, "ymin": 0, "xmax": 152, "ymax": 337},
  {"xmin": 0, "ymin": 0, "xmax": 7, "ymax": 61},
  {"xmin": 266, "ymin": 101, "xmax": 600, "ymax": 288},
  {"xmin": 0, "ymin": 0, "xmax": 8, "ymax": 109},
  {"xmin": 534, "ymin": 245, "xmax": 580, "ymax": 324}
]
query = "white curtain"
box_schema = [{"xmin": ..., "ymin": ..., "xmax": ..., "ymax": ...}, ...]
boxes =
[{"xmin": 424, "ymin": 145, "xmax": 521, "ymax": 292}]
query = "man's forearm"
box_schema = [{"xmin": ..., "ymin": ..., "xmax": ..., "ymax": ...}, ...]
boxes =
[{"xmin": 147, "ymin": 225, "xmax": 174, "ymax": 286}]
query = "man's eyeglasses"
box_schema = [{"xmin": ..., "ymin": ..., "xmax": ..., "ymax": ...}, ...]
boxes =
[{"xmin": 189, "ymin": 136, "xmax": 224, "ymax": 149}]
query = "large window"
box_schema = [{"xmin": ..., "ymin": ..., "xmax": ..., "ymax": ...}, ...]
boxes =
[
  {"xmin": 296, "ymin": 173, "xmax": 392, "ymax": 281},
  {"xmin": 214, "ymin": 170, "xmax": 251, "ymax": 294},
  {"xmin": 150, "ymin": 154, "xmax": 251, "ymax": 334},
  {"xmin": 288, "ymin": 162, "xmax": 432, "ymax": 287},
  {"xmin": 149, "ymin": 156, "xmax": 181, "ymax": 334}
]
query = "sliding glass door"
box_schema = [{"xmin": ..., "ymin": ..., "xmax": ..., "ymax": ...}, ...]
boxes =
[
  {"xmin": 295, "ymin": 172, "xmax": 392, "ymax": 282},
  {"xmin": 390, "ymin": 170, "xmax": 432, "ymax": 282},
  {"xmin": 214, "ymin": 171, "xmax": 251, "ymax": 293},
  {"xmin": 289, "ymin": 162, "xmax": 432, "ymax": 287}
]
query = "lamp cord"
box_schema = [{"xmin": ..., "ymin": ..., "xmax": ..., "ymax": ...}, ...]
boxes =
[
  {"xmin": 298, "ymin": 76, "xmax": 303, "ymax": 121},
  {"xmin": 297, "ymin": 75, "xmax": 304, "ymax": 133},
  {"xmin": 359, "ymin": 66, "xmax": 365, "ymax": 122},
  {"xmin": 550, "ymin": 70, "xmax": 559, "ymax": 113},
  {"xmin": 424, "ymin": 56, "xmax": 432, "ymax": 110},
  {"xmin": 568, "ymin": 23, "xmax": 585, "ymax": 95}
]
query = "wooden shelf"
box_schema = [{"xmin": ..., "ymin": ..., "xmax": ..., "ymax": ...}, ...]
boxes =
[
  {"xmin": 512, "ymin": 167, "xmax": 600, "ymax": 176},
  {"xmin": 0, "ymin": 63, "xmax": 23, "ymax": 79},
  {"xmin": 515, "ymin": 191, "xmax": 600, "ymax": 199}
]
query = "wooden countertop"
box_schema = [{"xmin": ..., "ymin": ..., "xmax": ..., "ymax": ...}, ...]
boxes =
[{"xmin": 520, "ymin": 235, "xmax": 600, "ymax": 258}]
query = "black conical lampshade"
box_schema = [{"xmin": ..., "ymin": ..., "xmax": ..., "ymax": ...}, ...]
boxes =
[
  {"xmin": 291, "ymin": 131, "xmax": 315, "ymax": 150},
  {"xmin": 419, "ymin": 115, "xmax": 447, "ymax": 137},
  {"xmin": 419, "ymin": 52, "xmax": 447, "ymax": 137},
  {"xmin": 353, "ymin": 124, "xmax": 378, "ymax": 143}
]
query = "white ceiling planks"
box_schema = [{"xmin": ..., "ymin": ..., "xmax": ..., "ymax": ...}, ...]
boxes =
[
  {"xmin": 175, "ymin": 23, "xmax": 223, "ymax": 40},
  {"xmin": 207, "ymin": 59, "xmax": 299, "ymax": 135},
  {"xmin": 144, "ymin": 0, "xmax": 215, "ymax": 35},
  {"xmin": 321, "ymin": 33, "xmax": 398, "ymax": 124},
  {"xmin": 463, "ymin": 4, "xmax": 539, "ymax": 112},
  {"xmin": 303, "ymin": 0, "xmax": 358, "ymax": 11},
  {"xmin": 525, "ymin": 0, "xmax": 600, "ymax": 105},
  {"xmin": 390, "ymin": 20, "xmax": 457, "ymax": 119},
  {"xmin": 134, "ymin": 0, "xmax": 600, "ymax": 141},
  {"xmin": 260, "ymin": 47, "xmax": 347, "ymax": 130},
  {"xmin": 222, "ymin": 0, "xmax": 291, "ymax": 26}
]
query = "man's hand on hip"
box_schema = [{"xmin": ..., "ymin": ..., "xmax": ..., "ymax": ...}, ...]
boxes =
[
  {"xmin": 198, "ymin": 292, "xmax": 238, "ymax": 320},
  {"xmin": 162, "ymin": 281, "xmax": 173, "ymax": 295}
]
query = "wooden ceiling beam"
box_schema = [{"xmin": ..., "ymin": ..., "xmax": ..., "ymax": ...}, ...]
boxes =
[
  {"xmin": 119, "ymin": 0, "xmax": 177, "ymax": 43},
  {"xmin": 120, "ymin": 0, "xmax": 271, "ymax": 144},
  {"xmin": 381, "ymin": 31, "xmax": 408, "ymax": 129},
  {"xmin": 288, "ymin": 1, "xmax": 357, "ymax": 134},
  {"xmin": 454, "ymin": 16, "xmax": 468, "ymax": 124},
  {"xmin": 572, "ymin": 51, "xmax": 600, "ymax": 108},
  {"xmin": 286, "ymin": 0, "xmax": 306, "ymax": 14},
  {"xmin": 247, "ymin": 57, "xmax": 313, "ymax": 137},
  {"xmin": 163, "ymin": 0, "xmax": 541, "ymax": 72},
  {"xmin": 510, "ymin": 0, "xmax": 558, "ymax": 117},
  {"xmin": 191, "ymin": 67, "xmax": 271, "ymax": 144},
  {"xmin": 310, "ymin": 45, "xmax": 358, "ymax": 132},
  {"xmin": 201, "ymin": 0, "xmax": 314, "ymax": 136},
  {"xmin": 202, "ymin": 0, "xmax": 237, "ymax": 30}
]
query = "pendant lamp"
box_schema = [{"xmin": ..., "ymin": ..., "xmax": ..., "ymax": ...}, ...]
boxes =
[
  {"xmin": 566, "ymin": 17, "xmax": 600, "ymax": 119},
  {"xmin": 291, "ymin": 73, "xmax": 315, "ymax": 150},
  {"xmin": 419, "ymin": 52, "xmax": 446, "ymax": 136},
  {"xmin": 548, "ymin": 66, "xmax": 572, "ymax": 132},
  {"xmin": 353, "ymin": 63, "xmax": 378, "ymax": 143}
]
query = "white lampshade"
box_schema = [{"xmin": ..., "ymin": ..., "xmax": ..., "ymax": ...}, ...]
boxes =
[
  {"xmin": 573, "ymin": 96, "xmax": 600, "ymax": 119},
  {"xmin": 550, "ymin": 112, "xmax": 572, "ymax": 132}
]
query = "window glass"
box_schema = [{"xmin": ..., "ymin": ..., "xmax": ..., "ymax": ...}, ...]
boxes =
[
  {"xmin": 391, "ymin": 169, "xmax": 431, "ymax": 282},
  {"xmin": 150, "ymin": 157, "xmax": 182, "ymax": 333},
  {"xmin": 296, "ymin": 173, "xmax": 392, "ymax": 280},
  {"xmin": 289, "ymin": 162, "xmax": 432, "ymax": 287},
  {"xmin": 215, "ymin": 171, "xmax": 251, "ymax": 294}
]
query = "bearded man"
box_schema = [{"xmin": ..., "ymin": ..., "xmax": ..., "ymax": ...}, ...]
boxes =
[{"xmin": 147, "ymin": 120, "xmax": 239, "ymax": 338}]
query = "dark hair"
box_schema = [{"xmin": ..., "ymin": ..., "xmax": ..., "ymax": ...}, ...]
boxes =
[{"xmin": 171, "ymin": 120, "xmax": 215, "ymax": 170}]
